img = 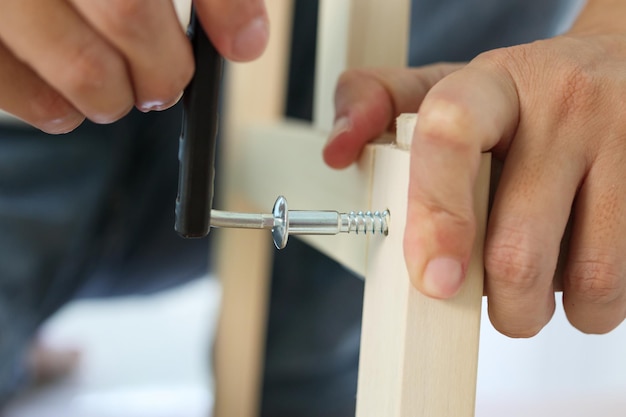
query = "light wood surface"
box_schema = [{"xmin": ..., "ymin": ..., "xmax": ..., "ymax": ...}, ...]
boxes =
[
  {"xmin": 314, "ymin": 0, "xmax": 411, "ymax": 132},
  {"xmin": 212, "ymin": 203, "xmax": 273, "ymax": 417},
  {"xmin": 346, "ymin": 0, "xmax": 410, "ymax": 69},
  {"xmin": 212, "ymin": 2, "xmax": 294, "ymax": 417},
  {"xmin": 356, "ymin": 114, "xmax": 490, "ymax": 417},
  {"xmin": 237, "ymin": 120, "xmax": 374, "ymax": 275},
  {"xmin": 314, "ymin": 0, "xmax": 351, "ymax": 132}
]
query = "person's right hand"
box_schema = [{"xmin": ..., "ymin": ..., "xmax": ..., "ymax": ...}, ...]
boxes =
[
  {"xmin": 324, "ymin": 30, "xmax": 626, "ymax": 337},
  {"xmin": 0, "ymin": 0, "xmax": 269, "ymax": 133}
]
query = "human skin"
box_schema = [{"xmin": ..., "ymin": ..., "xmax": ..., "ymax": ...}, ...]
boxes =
[
  {"xmin": 323, "ymin": 0, "xmax": 626, "ymax": 337},
  {"xmin": 0, "ymin": 0, "xmax": 269, "ymax": 133}
]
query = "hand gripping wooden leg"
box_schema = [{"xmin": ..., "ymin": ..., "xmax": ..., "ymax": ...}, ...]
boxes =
[{"xmin": 356, "ymin": 114, "xmax": 491, "ymax": 417}]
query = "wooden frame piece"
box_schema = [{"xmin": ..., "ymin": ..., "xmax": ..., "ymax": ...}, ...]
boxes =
[
  {"xmin": 356, "ymin": 115, "xmax": 489, "ymax": 417},
  {"xmin": 214, "ymin": 2, "xmax": 490, "ymax": 417},
  {"xmin": 213, "ymin": 2, "xmax": 294, "ymax": 417}
]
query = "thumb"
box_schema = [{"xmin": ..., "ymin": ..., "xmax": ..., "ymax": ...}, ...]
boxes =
[
  {"xmin": 405, "ymin": 63, "xmax": 519, "ymax": 298},
  {"xmin": 195, "ymin": 0, "xmax": 269, "ymax": 62},
  {"xmin": 323, "ymin": 64, "xmax": 462, "ymax": 169}
]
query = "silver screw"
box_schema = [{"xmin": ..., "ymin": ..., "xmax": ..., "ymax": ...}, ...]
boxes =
[{"xmin": 210, "ymin": 196, "xmax": 390, "ymax": 249}]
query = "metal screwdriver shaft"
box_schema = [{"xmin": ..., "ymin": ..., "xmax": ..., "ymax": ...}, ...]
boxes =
[{"xmin": 210, "ymin": 196, "xmax": 390, "ymax": 249}]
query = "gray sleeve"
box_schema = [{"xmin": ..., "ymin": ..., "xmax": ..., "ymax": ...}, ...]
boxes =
[{"xmin": 408, "ymin": 0, "xmax": 585, "ymax": 66}]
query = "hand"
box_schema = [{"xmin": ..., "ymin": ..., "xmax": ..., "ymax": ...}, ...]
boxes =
[
  {"xmin": 323, "ymin": 32, "xmax": 626, "ymax": 337},
  {"xmin": 0, "ymin": 0, "xmax": 269, "ymax": 133}
]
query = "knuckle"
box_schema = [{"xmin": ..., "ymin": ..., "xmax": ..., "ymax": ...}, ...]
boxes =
[
  {"xmin": 334, "ymin": 68, "xmax": 393, "ymax": 119},
  {"xmin": 335, "ymin": 68, "xmax": 377, "ymax": 100},
  {"xmin": 65, "ymin": 43, "xmax": 116, "ymax": 95},
  {"xmin": 335, "ymin": 70, "xmax": 358, "ymax": 100},
  {"xmin": 64, "ymin": 43, "xmax": 133, "ymax": 121},
  {"xmin": 336, "ymin": 69, "xmax": 354, "ymax": 89},
  {"xmin": 485, "ymin": 228, "xmax": 546, "ymax": 293},
  {"xmin": 478, "ymin": 43, "xmax": 534, "ymax": 73},
  {"xmin": 552, "ymin": 61, "xmax": 600, "ymax": 120},
  {"xmin": 477, "ymin": 41, "xmax": 602, "ymax": 122},
  {"xmin": 425, "ymin": 203, "xmax": 474, "ymax": 234},
  {"xmin": 111, "ymin": 0, "xmax": 144, "ymax": 20},
  {"xmin": 30, "ymin": 85, "xmax": 70, "ymax": 118},
  {"xmin": 336, "ymin": 68, "xmax": 368, "ymax": 88},
  {"xmin": 474, "ymin": 43, "xmax": 538, "ymax": 91},
  {"xmin": 101, "ymin": 0, "xmax": 147, "ymax": 39},
  {"xmin": 92, "ymin": 0, "xmax": 193, "ymax": 105},
  {"xmin": 566, "ymin": 258, "xmax": 624, "ymax": 305},
  {"xmin": 416, "ymin": 96, "xmax": 475, "ymax": 154}
]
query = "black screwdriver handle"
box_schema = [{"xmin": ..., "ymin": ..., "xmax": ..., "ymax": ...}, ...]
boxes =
[{"xmin": 175, "ymin": 9, "xmax": 223, "ymax": 238}]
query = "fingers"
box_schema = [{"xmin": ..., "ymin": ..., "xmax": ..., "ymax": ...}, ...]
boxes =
[
  {"xmin": 68, "ymin": 0, "xmax": 193, "ymax": 111},
  {"xmin": 0, "ymin": 0, "xmax": 268, "ymax": 131},
  {"xmin": 484, "ymin": 124, "xmax": 585, "ymax": 337},
  {"xmin": 0, "ymin": 0, "xmax": 134, "ymax": 123},
  {"xmin": 404, "ymin": 64, "xmax": 519, "ymax": 299},
  {"xmin": 324, "ymin": 37, "xmax": 626, "ymax": 337},
  {"xmin": 562, "ymin": 158, "xmax": 626, "ymax": 334},
  {"xmin": 195, "ymin": 0, "xmax": 269, "ymax": 62},
  {"xmin": 0, "ymin": 41, "xmax": 84, "ymax": 134},
  {"xmin": 324, "ymin": 64, "xmax": 462, "ymax": 169}
]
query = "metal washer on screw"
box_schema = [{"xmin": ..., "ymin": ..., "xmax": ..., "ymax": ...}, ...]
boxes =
[{"xmin": 272, "ymin": 196, "xmax": 289, "ymax": 249}]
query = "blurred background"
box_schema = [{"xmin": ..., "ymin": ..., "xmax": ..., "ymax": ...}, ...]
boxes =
[
  {"xmin": 3, "ymin": 274, "xmax": 625, "ymax": 417},
  {"xmin": 3, "ymin": 276, "xmax": 219, "ymax": 417}
]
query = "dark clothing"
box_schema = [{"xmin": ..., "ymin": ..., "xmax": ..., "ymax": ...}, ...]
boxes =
[{"xmin": 0, "ymin": 107, "xmax": 209, "ymax": 403}]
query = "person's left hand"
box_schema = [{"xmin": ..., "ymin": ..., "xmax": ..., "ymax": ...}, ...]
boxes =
[{"xmin": 323, "ymin": 30, "xmax": 626, "ymax": 337}]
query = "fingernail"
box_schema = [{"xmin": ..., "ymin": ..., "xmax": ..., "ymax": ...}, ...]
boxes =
[
  {"xmin": 41, "ymin": 111, "xmax": 85, "ymax": 134},
  {"xmin": 326, "ymin": 116, "xmax": 351, "ymax": 146},
  {"xmin": 139, "ymin": 91, "xmax": 184, "ymax": 113},
  {"xmin": 233, "ymin": 16, "xmax": 269, "ymax": 61},
  {"xmin": 422, "ymin": 257, "xmax": 464, "ymax": 298}
]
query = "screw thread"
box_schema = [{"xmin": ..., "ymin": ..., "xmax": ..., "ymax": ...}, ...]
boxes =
[{"xmin": 342, "ymin": 210, "xmax": 390, "ymax": 235}]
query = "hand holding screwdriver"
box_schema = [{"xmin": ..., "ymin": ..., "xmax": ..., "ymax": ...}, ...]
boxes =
[{"xmin": 0, "ymin": 0, "xmax": 269, "ymax": 133}]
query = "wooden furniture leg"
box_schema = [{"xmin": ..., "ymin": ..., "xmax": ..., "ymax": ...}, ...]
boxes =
[{"xmin": 356, "ymin": 115, "xmax": 490, "ymax": 417}]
